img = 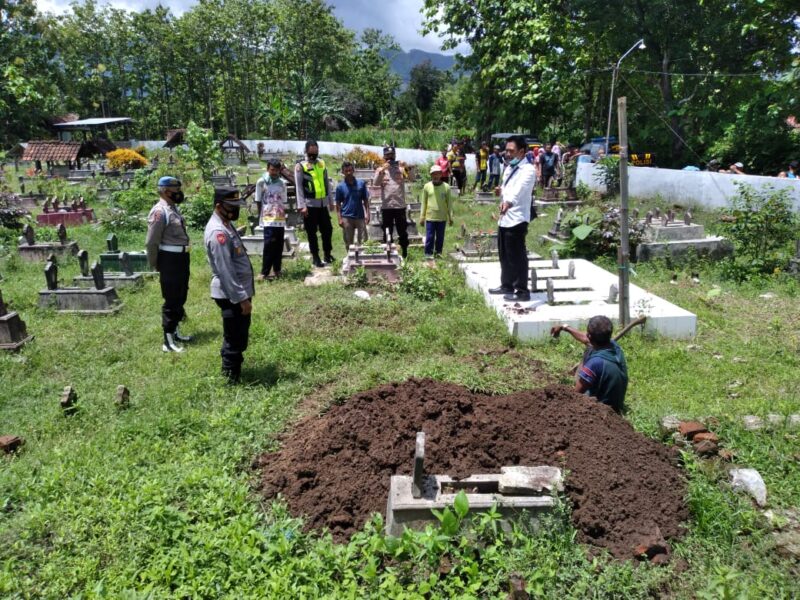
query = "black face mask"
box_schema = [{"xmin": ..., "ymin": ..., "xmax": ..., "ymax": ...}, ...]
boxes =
[
  {"xmin": 226, "ymin": 206, "xmax": 240, "ymax": 221},
  {"xmin": 170, "ymin": 190, "xmax": 185, "ymax": 204},
  {"xmin": 307, "ymin": 153, "xmax": 318, "ymax": 161}
]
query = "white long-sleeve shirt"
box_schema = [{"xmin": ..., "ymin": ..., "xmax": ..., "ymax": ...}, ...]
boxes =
[{"xmin": 498, "ymin": 161, "xmax": 537, "ymax": 228}]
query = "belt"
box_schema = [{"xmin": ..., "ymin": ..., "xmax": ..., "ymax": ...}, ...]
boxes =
[{"xmin": 159, "ymin": 244, "xmax": 190, "ymax": 253}]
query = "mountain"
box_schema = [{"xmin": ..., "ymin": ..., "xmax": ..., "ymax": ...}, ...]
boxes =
[{"xmin": 383, "ymin": 49, "xmax": 457, "ymax": 82}]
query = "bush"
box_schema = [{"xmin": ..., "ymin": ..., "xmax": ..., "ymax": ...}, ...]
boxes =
[
  {"xmin": 181, "ymin": 184, "xmax": 215, "ymax": 229},
  {"xmin": 594, "ymin": 156, "xmax": 620, "ymax": 196},
  {"xmin": 106, "ymin": 148, "xmax": 148, "ymax": 170},
  {"xmin": 399, "ymin": 261, "xmax": 460, "ymax": 301},
  {"xmin": 562, "ymin": 204, "xmax": 645, "ymax": 260},
  {"xmin": 184, "ymin": 121, "xmax": 222, "ymax": 181},
  {"xmin": 717, "ymin": 183, "xmax": 797, "ymax": 280},
  {"xmin": 342, "ymin": 146, "xmax": 383, "ymax": 168}
]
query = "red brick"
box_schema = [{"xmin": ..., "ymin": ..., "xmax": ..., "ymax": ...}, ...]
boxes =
[
  {"xmin": 693, "ymin": 431, "xmax": 719, "ymax": 443},
  {"xmin": 693, "ymin": 439, "xmax": 719, "ymax": 457},
  {"xmin": 0, "ymin": 435, "xmax": 24, "ymax": 454},
  {"xmin": 678, "ymin": 421, "xmax": 707, "ymax": 439}
]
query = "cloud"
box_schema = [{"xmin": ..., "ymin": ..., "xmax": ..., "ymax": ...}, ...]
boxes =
[{"xmin": 34, "ymin": 0, "xmax": 468, "ymax": 54}]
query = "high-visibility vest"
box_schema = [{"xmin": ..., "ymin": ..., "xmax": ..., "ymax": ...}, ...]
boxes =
[{"xmin": 300, "ymin": 159, "xmax": 328, "ymax": 200}]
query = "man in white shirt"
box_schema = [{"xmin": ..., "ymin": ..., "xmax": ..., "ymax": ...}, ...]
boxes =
[{"xmin": 489, "ymin": 135, "xmax": 537, "ymax": 302}]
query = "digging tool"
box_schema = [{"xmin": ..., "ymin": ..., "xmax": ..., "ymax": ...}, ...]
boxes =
[{"xmin": 564, "ymin": 315, "xmax": 646, "ymax": 375}]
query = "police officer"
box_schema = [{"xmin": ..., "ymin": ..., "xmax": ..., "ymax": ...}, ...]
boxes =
[
  {"xmin": 294, "ymin": 139, "xmax": 335, "ymax": 268},
  {"xmin": 204, "ymin": 187, "xmax": 255, "ymax": 383},
  {"xmin": 146, "ymin": 176, "xmax": 192, "ymax": 353}
]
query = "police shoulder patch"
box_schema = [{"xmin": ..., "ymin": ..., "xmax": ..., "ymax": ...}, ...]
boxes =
[{"xmin": 216, "ymin": 232, "xmax": 227, "ymax": 244}]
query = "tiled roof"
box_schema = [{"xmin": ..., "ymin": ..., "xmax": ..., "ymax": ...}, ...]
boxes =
[{"xmin": 21, "ymin": 141, "xmax": 81, "ymax": 162}]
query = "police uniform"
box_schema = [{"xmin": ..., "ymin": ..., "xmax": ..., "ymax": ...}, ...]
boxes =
[
  {"xmin": 204, "ymin": 194, "xmax": 255, "ymax": 381},
  {"xmin": 294, "ymin": 158, "xmax": 334, "ymax": 265},
  {"xmin": 145, "ymin": 182, "xmax": 191, "ymax": 350}
]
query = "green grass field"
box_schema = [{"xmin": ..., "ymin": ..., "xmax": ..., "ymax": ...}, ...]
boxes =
[{"xmin": 1, "ymin": 165, "xmax": 799, "ymax": 598}]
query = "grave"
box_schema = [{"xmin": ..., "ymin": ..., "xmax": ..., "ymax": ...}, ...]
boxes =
[
  {"xmin": 354, "ymin": 168, "xmax": 375, "ymax": 182},
  {"xmin": 17, "ymin": 224, "xmax": 79, "ymax": 262},
  {"xmin": 539, "ymin": 208, "xmax": 572, "ymax": 245},
  {"xmin": 73, "ymin": 250, "xmax": 143, "ymax": 289},
  {"xmin": 340, "ymin": 236, "xmax": 402, "ymax": 282},
  {"xmin": 450, "ymin": 224, "xmax": 541, "ymax": 263},
  {"xmin": 635, "ymin": 208, "xmax": 733, "ymax": 262},
  {"xmin": 461, "ymin": 255, "xmax": 696, "ymax": 339},
  {"xmin": 38, "ymin": 259, "xmax": 122, "ymax": 314},
  {"xmin": 0, "ymin": 290, "xmax": 33, "ymax": 351},
  {"xmin": 36, "ymin": 196, "xmax": 95, "ymax": 227},
  {"xmin": 386, "ymin": 432, "xmax": 560, "ymax": 536},
  {"xmin": 240, "ymin": 225, "xmax": 298, "ymax": 260},
  {"xmin": 538, "ymin": 187, "xmax": 580, "ymax": 204},
  {"xmin": 474, "ymin": 191, "xmax": 497, "ymax": 205},
  {"xmin": 99, "ymin": 234, "xmax": 154, "ymax": 275}
]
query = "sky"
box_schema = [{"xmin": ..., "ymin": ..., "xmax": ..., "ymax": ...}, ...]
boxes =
[{"xmin": 34, "ymin": 0, "xmax": 467, "ymax": 55}]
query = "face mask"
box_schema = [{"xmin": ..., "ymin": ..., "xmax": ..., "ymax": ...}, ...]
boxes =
[
  {"xmin": 432, "ymin": 179, "xmax": 442, "ymax": 186},
  {"xmin": 223, "ymin": 205, "xmax": 240, "ymax": 221},
  {"xmin": 170, "ymin": 190, "xmax": 185, "ymax": 204},
  {"xmin": 268, "ymin": 175, "xmax": 281, "ymax": 183},
  {"xmin": 509, "ymin": 157, "xmax": 521, "ymax": 166},
  {"xmin": 307, "ymin": 153, "xmax": 318, "ymax": 161}
]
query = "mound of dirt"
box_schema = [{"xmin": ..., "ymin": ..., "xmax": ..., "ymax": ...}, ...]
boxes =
[{"xmin": 256, "ymin": 379, "xmax": 687, "ymax": 559}]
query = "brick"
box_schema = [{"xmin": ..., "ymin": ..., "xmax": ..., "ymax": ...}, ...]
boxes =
[
  {"xmin": 693, "ymin": 432, "xmax": 719, "ymax": 444},
  {"xmin": 0, "ymin": 435, "xmax": 24, "ymax": 454},
  {"xmin": 678, "ymin": 421, "xmax": 707, "ymax": 440},
  {"xmin": 693, "ymin": 439, "xmax": 718, "ymax": 457}
]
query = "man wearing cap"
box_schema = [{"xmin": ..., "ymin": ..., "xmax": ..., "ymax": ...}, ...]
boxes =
[
  {"xmin": 204, "ymin": 187, "xmax": 255, "ymax": 383},
  {"xmin": 374, "ymin": 145, "xmax": 409, "ymax": 258},
  {"xmin": 419, "ymin": 164, "xmax": 453, "ymax": 259},
  {"xmin": 146, "ymin": 176, "xmax": 192, "ymax": 353},
  {"xmin": 294, "ymin": 140, "xmax": 335, "ymax": 268}
]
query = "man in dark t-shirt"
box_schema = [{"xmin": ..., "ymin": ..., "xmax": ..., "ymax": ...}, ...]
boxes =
[{"xmin": 551, "ymin": 315, "xmax": 629, "ymax": 413}]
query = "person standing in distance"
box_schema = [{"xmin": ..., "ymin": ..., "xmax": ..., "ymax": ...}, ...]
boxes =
[
  {"xmin": 204, "ymin": 187, "xmax": 255, "ymax": 384},
  {"xmin": 489, "ymin": 135, "xmax": 537, "ymax": 302},
  {"xmin": 419, "ymin": 164, "xmax": 453, "ymax": 259},
  {"xmin": 334, "ymin": 161, "xmax": 370, "ymax": 252},
  {"xmin": 294, "ymin": 140, "xmax": 335, "ymax": 268},
  {"xmin": 374, "ymin": 145, "xmax": 409, "ymax": 258},
  {"xmin": 146, "ymin": 176, "xmax": 192, "ymax": 353},
  {"xmin": 255, "ymin": 158, "xmax": 288, "ymax": 281}
]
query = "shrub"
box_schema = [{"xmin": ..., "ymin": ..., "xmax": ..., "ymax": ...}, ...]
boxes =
[
  {"xmin": 594, "ymin": 156, "xmax": 620, "ymax": 196},
  {"xmin": 342, "ymin": 146, "xmax": 383, "ymax": 168},
  {"xmin": 717, "ymin": 183, "xmax": 797, "ymax": 280},
  {"xmin": 562, "ymin": 204, "xmax": 645, "ymax": 260},
  {"xmin": 181, "ymin": 183, "xmax": 215, "ymax": 229},
  {"xmin": 184, "ymin": 121, "xmax": 222, "ymax": 181},
  {"xmin": 106, "ymin": 148, "xmax": 148, "ymax": 170}
]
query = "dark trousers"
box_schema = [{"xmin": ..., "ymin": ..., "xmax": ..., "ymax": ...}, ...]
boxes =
[
  {"xmin": 381, "ymin": 208, "xmax": 409, "ymax": 255},
  {"xmin": 304, "ymin": 206, "xmax": 333, "ymax": 259},
  {"xmin": 488, "ymin": 173, "xmax": 500, "ymax": 189},
  {"xmin": 498, "ymin": 221, "xmax": 529, "ymax": 293},
  {"xmin": 261, "ymin": 226, "xmax": 284, "ymax": 276},
  {"xmin": 424, "ymin": 221, "xmax": 446, "ymax": 256},
  {"xmin": 214, "ymin": 298, "xmax": 251, "ymax": 376},
  {"xmin": 157, "ymin": 251, "xmax": 190, "ymax": 333}
]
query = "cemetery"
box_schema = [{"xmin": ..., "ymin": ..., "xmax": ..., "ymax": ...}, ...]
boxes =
[{"xmin": 1, "ymin": 2, "xmax": 800, "ymax": 596}]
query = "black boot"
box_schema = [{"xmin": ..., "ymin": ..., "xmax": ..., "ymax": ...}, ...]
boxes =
[
  {"xmin": 312, "ymin": 255, "xmax": 325, "ymax": 268},
  {"xmin": 222, "ymin": 367, "xmax": 241, "ymax": 384}
]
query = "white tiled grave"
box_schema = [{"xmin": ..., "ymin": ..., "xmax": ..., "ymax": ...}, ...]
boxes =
[{"xmin": 462, "ymin": 258, "xmax": 696, "ymax": 340}]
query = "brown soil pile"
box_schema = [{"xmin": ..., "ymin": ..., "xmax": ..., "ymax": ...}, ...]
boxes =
[{"xmin": 256, "ymin": 379, "xmax": 687, "ymax": 559}]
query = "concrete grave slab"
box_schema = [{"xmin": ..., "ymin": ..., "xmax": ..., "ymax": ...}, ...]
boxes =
[{"xmin": 461, "ymin": 259, "xmax": 697, "ymax": 340}]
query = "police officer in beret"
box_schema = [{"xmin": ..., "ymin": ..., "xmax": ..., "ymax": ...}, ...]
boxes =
[
  {"xmin": 204, "ymin": 187, "xmax": 255, "ymax": 383},
  {"xmin": 146, "ymin": 176, "xmax": 192, "ymax": 353}
]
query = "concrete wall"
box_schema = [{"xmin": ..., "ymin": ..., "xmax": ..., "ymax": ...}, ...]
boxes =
[
  {"xmin": 576, "ymin": 163, "xmax": 800, "ymax": 211},
  {"xmin": 135, "ymin": 139, "xmax": 460, "ymax": 168}
]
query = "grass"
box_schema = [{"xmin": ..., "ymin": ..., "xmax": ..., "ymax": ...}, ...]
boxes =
[{"xmin": 1, "ymin": 164, "xmax": 799, "ymax": 598}]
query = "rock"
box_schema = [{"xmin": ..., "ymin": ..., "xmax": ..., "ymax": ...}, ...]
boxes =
[
  {"xmin": 742, "ymin": 415, "xmax": 764, "ymax": 431},
  {"xmin": 60, "ymin": 385, "xmax": 78, "ymax": 415},
  {"xmin": 115, "ymin": 385, "xmax": 130, "ymax": 409},
  {"xmin": 660, "ymin": 415, "xmax": 681, "ymax": 434},
  {"xmin": 650, "ymin": 553, "xmax": 671, "ymax": 566},
  {"xmin": 766, "ymin": 414, "xmax": 785, "ymax": 429},
  {"xmin": 0, "ymin": 435, "xmax": 24, "ymax": 454},
  {"xmin": 353, "ymin": 290, "xmax": 371, "ymax": 300},
  {"xmin": 693, "ymin": 439, "xmax": 719, "ymax": 457},
  {"xmin": 678, "ymin": 421, "xmax": 707, "ymax": 440},
  {"xmin": 788, "ymin": 415, "xmax": 800, "ymax": 431},
  {"xmin": 693, "ymin": 432, "xmax": 719, "ymax": 444},
  {"xmin": 730, "ymin": 468, "xmax": 767, "ymax": 507},
  {"xmin": 499, "ymin": 466, "xmax": 564, "ymax": 494},
  {"xmin": 508, "ymin": 574, "xmax": 530, "ymax": 600},
  {"xmin": 772, "ymin": 531, "xmax": 800, "ymax": 560},
  {"xmin": 633, "ymin": 529, "xmax": 669, "ymax": 561}
]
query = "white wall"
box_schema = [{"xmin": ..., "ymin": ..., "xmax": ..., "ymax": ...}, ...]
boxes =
[
  {"xmin": 576, "ymin": 163, "xmax": 800, "ymax": 210},
  {"xmin": 136, "ymin": 139, "xmax": 467, "ymax": 168}
]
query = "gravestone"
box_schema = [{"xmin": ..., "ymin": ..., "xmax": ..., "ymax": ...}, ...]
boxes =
[
  {"xmin": 73, "ymin": 250, "xmax": 141, "ymax": 288},
  {"xmin": 99, "ymin": 233, "xmax": 153, "ymax": 274},
  {"xmin": 17, "ymin": 224, "xmax": 79, "ymax": 262},
  {"xmin": 115, "ymin": 385, "xmax": 130, "ymax": 410},
  {"xmin": 39, "ymin": 261, "xmax": 122, "ymax": 314},
  {"xmin": 36, "ymin": 195, "xmax": 95, "ymax": 226},
  {"xmin": 0, "ymin": 290, "xmax": 34, "ymax": 351},
  {"xmin": 637, "ymin": 209, "xmax": 733, "ymax": 262},
  {"xmin": 340, "ymin": 241, "xmax": 402, "ymax": 282},
  {"xmin": 60, "ymin": 386, "xmax": 78, "ymax": 415}
]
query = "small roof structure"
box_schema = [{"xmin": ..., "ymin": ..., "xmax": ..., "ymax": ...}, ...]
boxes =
[
  {"xmin": 220, "ymin": 133, "xmax": 250, "ymax": 163},
  {"xmin": 22, "ymin": 141, "xmax": 82, "ymax": 162},
  {"xmin": 164, "ymin": 129, "xmax": 187, "ymax": 149},
  {"xmin": 52, "ymin": 117, "xmax": 133, "ymax": 131}
]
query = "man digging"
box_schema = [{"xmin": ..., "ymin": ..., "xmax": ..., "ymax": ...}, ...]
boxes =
[{"xmin": 551, "ymin": 315, "xmax": 629, "ymax": 413}]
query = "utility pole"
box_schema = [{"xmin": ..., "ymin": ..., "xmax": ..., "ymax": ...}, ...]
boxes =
[{"xmin": 617, "ymin": 96, "xmax": 630, "ymax": 327}]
